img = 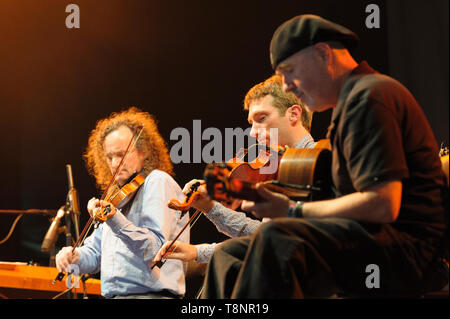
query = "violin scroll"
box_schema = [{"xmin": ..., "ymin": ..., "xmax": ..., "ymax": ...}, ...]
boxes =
[
  {"xmin": 167, "ymin": 181, "xmax": 202, "ymax": 211},
  {"xmin": 92, "ymin": 203, "xmax": 115, "ymax": 223}
]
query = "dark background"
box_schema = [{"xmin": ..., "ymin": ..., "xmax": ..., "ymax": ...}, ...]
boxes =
[{"xmin": 0, "ymin": 0, "xmax": 448, "ymax": 266}]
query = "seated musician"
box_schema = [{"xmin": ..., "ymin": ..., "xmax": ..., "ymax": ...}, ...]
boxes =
[
  {"xmin": 153, "ymin": 74, "xmax": 315, "ymax": 265},
  {"xmin": 55, "ymin": 107, "xmax": 189, "ymax": 299},
  {"xmin": 200, "ymin": 14, "xmax": 448, "ymax": 298}
]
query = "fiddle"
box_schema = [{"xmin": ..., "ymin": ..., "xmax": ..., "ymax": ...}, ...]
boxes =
[
  {"xmin": 153, "ymin": 144, "xmax": 284, "ymax": 266},
  {"xmin": 167, "ymin": 144, "xmax": 286, "ymax": 212},
  {"xmin": 53, "ymin": 125, "xmax": 145, "ymax": 284},
  {"xmin": 92, "ymin": 171, "xmax": 147, "ymax": 223},
  {"xmin": 152, "ymin": 182, "xmax": 203, "ymax": 269},
  {"xmin": 156, "ymin": 145, "xmax": 284, "ymax": 269},
  {"xmin": 204, "ymin": 139, "xmax": 333, "ymax": 205}
]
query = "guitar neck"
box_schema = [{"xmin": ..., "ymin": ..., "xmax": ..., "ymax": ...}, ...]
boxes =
[{"xmin": 223, "ymin": 178, "xmax": 313, "ymax": 202}]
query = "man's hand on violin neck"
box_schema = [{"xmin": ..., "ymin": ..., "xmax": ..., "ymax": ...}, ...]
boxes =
[
  {"xmin": 88, "ymin": 197, "xmax": 117, "ymax": 222},
  {"xmin": 182, "ymin": 179, "xmax": 214, "ymax": 212},
  {"xmin": 182, "ymin": 179, "xmax": 206, "ymax": 194},
  {"xmin": 87, "ymin": 197, "xmax": 100, "ymax": 215},
  {"xmin": 241, "ymin": 183, "xmax": 290, "ymax": 218}
]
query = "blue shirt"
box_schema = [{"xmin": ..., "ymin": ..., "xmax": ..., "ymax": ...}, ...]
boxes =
[{"xmin": 76, "ymin": 169, "xmax": 189, "ymax": 298}]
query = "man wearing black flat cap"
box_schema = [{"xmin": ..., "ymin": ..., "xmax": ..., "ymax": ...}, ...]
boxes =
[{"xmin": 200, "ymin": 14, "xmax": 448, "ymax": 298}]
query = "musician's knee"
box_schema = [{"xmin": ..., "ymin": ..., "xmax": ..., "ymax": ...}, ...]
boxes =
[
  {"xmin": 256, "ymin": 218, "xmax": 310, "ymax": 241},
  {"xmin": 215, "ymin": 236, "xmax": 251, "ymax": 260},
  {"xmin": 253, "ymin": 218, "xmax": 299, "ymax": 248}
]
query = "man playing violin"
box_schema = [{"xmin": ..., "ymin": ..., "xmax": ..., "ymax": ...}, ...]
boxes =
[
  {"xmin": 153, "ymin": 75, "xmax": 315, "ymax": 265},
  {"xmin": 56, "ymin": 107, "xmax": 189, "ymax": 299},
  {"xmin": 200, "ymin": 15, "xmax": 448, "ymax": 298}
]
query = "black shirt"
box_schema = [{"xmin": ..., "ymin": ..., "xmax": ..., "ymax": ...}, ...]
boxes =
[{"xmin": 327, "ymin": 61, "xmax": 446, "ymax": 239}]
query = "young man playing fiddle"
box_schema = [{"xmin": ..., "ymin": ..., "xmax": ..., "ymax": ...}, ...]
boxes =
[{"xmin": 153, "ymin": 74, "xmax": 315, "ymax": 265}]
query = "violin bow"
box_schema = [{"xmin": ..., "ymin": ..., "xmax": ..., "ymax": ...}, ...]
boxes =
[
  {"xmin": 151, "ymin": 182, "xmax": 204, "ymax": 269},
  {"xmin": 151, "ymin": 208, "xmax": 202, "ymax": 269}
]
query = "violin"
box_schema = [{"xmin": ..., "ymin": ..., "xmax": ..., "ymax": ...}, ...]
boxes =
[
  {"xmin": 155, "ymin": 141, "xmax": 332, "ymax": 270},
  {"xmin": 53, "ymin": 125, "xmax": 145, "ymax": 284},
  {"xmin": 91, "ymin": 171, "xmax": 147, "ymax": 224},
  {"xmin": 204, "ymin": 139, "xmax": 333, "ymax": 205},
  {"xmin": 154, "ymin": 144, "xmax": 285, "ymax": 269},
  {"xmin": 151, "ymin": 144, "xmax": 333, "ymax": 273},
  {"xmin": 167, "ymin": 144, "xmax": 285, "ymax": 212}
]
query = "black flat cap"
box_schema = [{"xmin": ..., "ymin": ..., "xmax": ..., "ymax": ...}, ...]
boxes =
[{"xmin": 270, "ymin": 14, "xmax": 359, "ymax": 69}]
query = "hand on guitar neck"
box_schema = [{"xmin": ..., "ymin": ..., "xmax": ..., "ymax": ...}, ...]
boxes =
[{"xmin": 240, "ymin": 183, "xmax": 292, "ymax": 219}]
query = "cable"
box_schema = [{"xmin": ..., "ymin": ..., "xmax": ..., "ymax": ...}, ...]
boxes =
[{"xmin": 0, "ymin": 214, "xmax": 23, "ymax": 245}]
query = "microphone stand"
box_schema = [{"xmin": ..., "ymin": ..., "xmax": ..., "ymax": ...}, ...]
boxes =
[
  {"xmin": 65, "ymin": 164, "xmax": 80, "ymax": 243},
  {"xmin": 63, "ymin": 205, "xmax": 74, "ymax": 299},
  {"xmin": 80, "ymin": 274, "xmax": 90, "ymax": 299},
  {"xmin": 65, "ymin": 164, "xmax": 83, "ymax": 299},
  {"xmin": 47, "ymin": 224, "xmax": 68, "ymax": 267}
]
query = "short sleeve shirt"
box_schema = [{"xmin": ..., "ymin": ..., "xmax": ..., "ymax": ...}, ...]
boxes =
[{"xmin": 327, "ymin": 61, "xmax": 446, "ymax": 238}]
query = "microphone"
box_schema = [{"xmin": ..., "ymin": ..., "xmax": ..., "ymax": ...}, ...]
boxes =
[
  {"xmin": 41, "ymin": 206, "xmax": 66, "ymax": 252},
  {"xmin": 66, "ymin": 165, "xmax": 80, "ymax": 214}
]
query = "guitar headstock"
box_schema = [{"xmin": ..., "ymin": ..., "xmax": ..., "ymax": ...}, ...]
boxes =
[{"xmin": 203, "ymin": 163, "xmax": 235, "ymax": 205}]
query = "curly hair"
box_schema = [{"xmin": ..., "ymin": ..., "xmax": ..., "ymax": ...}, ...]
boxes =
[
  {"xmin": 243, "ymin": 74, "xmax": 312, "ymax": 132},
  {"xmin": 84, "ymin": 107, "xmax": 174, "ymax": 191}
]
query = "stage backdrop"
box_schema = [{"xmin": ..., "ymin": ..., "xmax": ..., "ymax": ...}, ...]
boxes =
[{"xmin": 0, "ymin": 0, "xmax": 447, "ymax": 266}]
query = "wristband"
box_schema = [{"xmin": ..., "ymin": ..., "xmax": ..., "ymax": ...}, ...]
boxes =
[
  {"xmin": 294, "ymin": 201, "xmax": 304, "ymax": 218},
  {"xmin": 287, "ymin": 201, "xmax": 304, "ymax": 218}
]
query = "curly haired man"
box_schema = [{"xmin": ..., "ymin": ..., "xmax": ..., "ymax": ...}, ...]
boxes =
[{"xmin": 56, "ymin": 107, "xmax": 189, "ymax": 299}]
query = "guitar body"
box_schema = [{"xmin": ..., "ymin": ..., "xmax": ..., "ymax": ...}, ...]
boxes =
[
  {"xmin": 277, "ymin": 147, "xmax": 332, "ymax": 201},
  {"xmin": 204, "ymin": 140, "xmax": 333, "ymax": 204}
]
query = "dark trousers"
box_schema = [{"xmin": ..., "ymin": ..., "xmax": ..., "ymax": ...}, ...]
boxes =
[{"xmin": 201, "ymin": 218, "xmax": 443, "ymax": 298}]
